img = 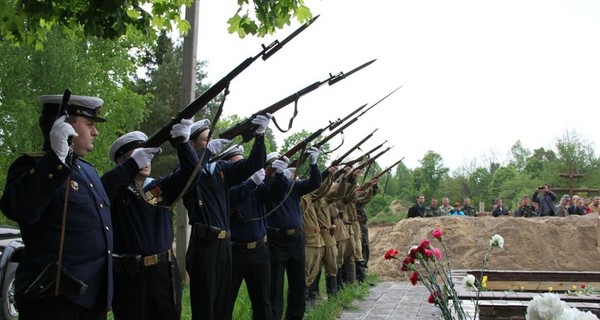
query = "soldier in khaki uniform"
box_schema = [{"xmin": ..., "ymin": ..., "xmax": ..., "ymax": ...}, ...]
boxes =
[
  {"xmin": 332, "ymin": 175, "xmax": 352, "ymax": 290},
  {"xmin": 353, "ymin": 178, "xmax": 379, "ymax": 282},
  {"xmin": 300, "ymin": 182, "xmax": 326, "ymax": 309},
  {"xmin": 336, "ymin": 166, "xmax": 360, "ymax": 285}
]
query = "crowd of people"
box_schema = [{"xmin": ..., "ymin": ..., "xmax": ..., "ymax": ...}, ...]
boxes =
[
  {"xmin": 407, "ymin": 184, "xmax": 600, "ymax": 219},
  {"xmin": 0, "ymin": 93, "xmax": 380, "ymax": 320}
]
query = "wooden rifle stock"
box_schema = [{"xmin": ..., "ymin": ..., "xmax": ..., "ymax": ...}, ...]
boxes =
[
  {"xmin": 219, "ymin": 59, "xmax": 377, "ymax": 142},
  {"xmin": 265, "ymin": 127, "xmax": 326, "ymax": 176},
  {"xmin": 143, "ymin": 15, "xmax": 319, "ymax": 148}
]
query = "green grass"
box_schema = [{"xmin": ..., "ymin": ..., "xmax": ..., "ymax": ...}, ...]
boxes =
[{"xmin": 108, "ymin": 273, "xmax": 379, "ymax": 319}]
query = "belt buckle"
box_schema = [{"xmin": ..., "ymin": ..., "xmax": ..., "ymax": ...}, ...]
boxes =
[
  {"xmin": 286, "ymin": 228, "xmax": 296, "ymax": 235},
  {"xmin": 217, "ymin": 230, "xmax": 227, "ymax": 239},
  {"xmin": 247, "ymin": 241, "xmax": 257, "ymax": 249},
  {"xmin": 143, "ymin": 254, "xmax": 159, "ymax": 266}
]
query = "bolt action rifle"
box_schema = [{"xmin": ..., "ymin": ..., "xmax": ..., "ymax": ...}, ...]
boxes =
[
  {"xmin": 263, "ymin": 107, "xmax": 377, "ymax": 176},
  {"xmin": 360, "ymin": 157, "xmax": 405, "ymax": 187},
  {"xmin": 218, "ymin": 58, "xmax": 377, "ymax": 142},
  {"xmin": 143, "ymin": 15, "xmax": 320, "ymax": 148},
  {"xmin": 335, "ymin": 145, "xmax": 392, "ymax": 180},
  {"xmin": 317, "ymin": 129, "xmax": 377, "ymax": 179},
  {"xmin": 338, "ymin": 139, "xmax": 388, "ymax": 168},
  {"xmin": 286, "ymin": 84, "xmax": 401, "ymax": 168}
]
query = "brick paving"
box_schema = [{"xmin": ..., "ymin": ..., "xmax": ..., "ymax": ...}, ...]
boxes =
[{"xmin": 337, "ymin": 281, "xmax": 443, "ymax": 320}]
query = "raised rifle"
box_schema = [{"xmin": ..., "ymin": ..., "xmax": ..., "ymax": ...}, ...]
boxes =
[
  {"xmin": 143, "ymin": 15, "xmax": 320, "ymax": 148},
  {"xmin": 287, "ymin": 84, "xmax": 401, "ymax": 168},
  {"xmin": 264, "ymin": 127, "xmax": 326, "ymax": 176},
  {"xmin": 368, "ymin": 157, "xmax": 405, "ymax": 182},
  {"xmin": 330, "ymin": 129, "xmax": 377, "ymax": 168},
  {"xmin": 218, "ymin": 58, "xmax": 377, "ymax": 142},
  {"xmin": 336, "ymin": 145, "xmax": 392, "ymax": 180},
  {"xmin": 338, "ymin": 139, "xmax": 388, "ymax": 168}
]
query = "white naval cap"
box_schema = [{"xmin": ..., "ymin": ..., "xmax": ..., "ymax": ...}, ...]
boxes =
[
  {"xmin": 39, "ymin": 94, "xmax": 106, "ymax": 122},
  {"xmin": 109, "ymin": 131, "xmax": 148, "ymax": 163}
]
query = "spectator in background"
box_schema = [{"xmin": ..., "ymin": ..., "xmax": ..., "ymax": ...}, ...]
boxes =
[
  {"xmin": 424, "ymin": 197, "xmax": 443, "ymax": 217},
  {"xmin": 440, "ymin": 197, "xmax": 453, "ymax": 216},
  {"xmin": 491, "ymin": 198, "xmax": 510, "ymax": 217},
  {"xmin": 448, "ymin": 202, "xmax": 465, "ymax": 216},
  {"xmin": 556, "ymin": 194, "xmax": 571, "ymax": 217},
  {"xmin": 532, "ymin": 184, "xmax": 557, "ymax": 216},
  {"xmin": 590, "ymin": 196, "xmax": 600, "ymax": 213},
  {"xmin": 407, "ymin": 195, "xmax": 426, "ymax": 218},
  {"xmin": 514, "ymin": 195, "xmax": 537, "ymax": 218},
  {"xmin": 583, "ymin": 197, "xmax": 593, "ymax": 214},
  {"xmin": 462, "ymin": 197, "xmax": 477, "ymax": 217},
  {"xmin": 568, "ymin": 197, "xmax": 586, "ymax": 215}
]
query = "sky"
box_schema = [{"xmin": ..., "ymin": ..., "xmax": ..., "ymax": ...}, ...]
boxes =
[{"xmin": 194, "ymin": 0, "xmax": 600, "ymax": 172}]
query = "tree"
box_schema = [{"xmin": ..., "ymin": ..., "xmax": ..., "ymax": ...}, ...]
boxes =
[
  {"xmin": 1, "ymin": 0, "xmax": 313, "ymax": 47},
  {"xmin": 413, "ymin": 151, "xmax": 449, "ymax": 198},
  {"xmin": 0, "ymin": 28, "xmax": 148, "ymax": 180}
]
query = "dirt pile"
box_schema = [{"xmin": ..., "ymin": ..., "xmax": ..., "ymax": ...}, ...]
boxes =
[{"xmin": 368, "ymin": 213, "xmax": 600, "ymax": 280}]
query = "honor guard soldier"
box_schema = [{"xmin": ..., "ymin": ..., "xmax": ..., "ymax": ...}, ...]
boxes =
[
  {"xmin": 225, "ymin": 145, "xmax": 289, "ymax": 320},
  {"xmin": 0, "ymin": 94, "xmax": 113, "ymax": 320},
  {"xmin": 266, "ymin": 148, "xmax": 321, "ymax": 320},
  {"xmin": 100, "ymin": 119, "xmax": 194, "ymax": 320},
  {"xmin": 183, "ymin": 115, "xmax": 270, "ymax": 320}
]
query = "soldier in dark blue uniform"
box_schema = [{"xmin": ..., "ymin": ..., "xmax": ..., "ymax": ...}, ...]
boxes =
[
  {"xmin": 224, "ymin": 145, "xmax": 289, "ymax": 320},
  {"xmin": 0, "ymin": 94, "xmax": 113, "ymax": 320},
  {"xmin": 266, "ymin": 148, "xmax": 321, "ymax": 320},
  {"xmin": 100, "ymin": 119, "xmax": 193, "ymax": 320},
  {"xmin": 183, "ymin": 115, "xmax": 270, "ymax": 320}
]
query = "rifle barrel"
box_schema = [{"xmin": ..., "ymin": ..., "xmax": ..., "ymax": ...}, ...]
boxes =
[{"xmin": 143, "ymin": 16, "xmax": 318, "ymax": 148}]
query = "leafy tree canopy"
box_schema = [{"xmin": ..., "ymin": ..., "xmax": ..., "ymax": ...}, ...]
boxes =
[{"xmin": 0, "ymin": 0, "xmax": 313, "ymax": 48}]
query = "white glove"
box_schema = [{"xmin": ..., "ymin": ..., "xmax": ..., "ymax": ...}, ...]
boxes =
[
  {"xmin": 250, "ymin": 169, "xmax": 266, "ymax": 185},
  {"xmin": 271, "ymin": 156, "xmax": 289, "ymax": 174},
  {"xmin": 131, "ymin": 147, "xmax": 161, "ymax": 169},
  {"xmin": 50, "ymin": 115, "xmax": 78, "ymax": 164},
  {"xmin": 207, "ymin": 138, "xmax": 231, "ymax": 154},
  {"xmin": 284, "ymin": 168, "xmax": 296, "ymax": 180},
  {"xmin": 170, "ymin": 118, "xmax": 193, "ymax": 143},
  {"xmin": 307, "ymin": 147, "xmax": 320, "ymax": 165},
  {"xmin": 251, "ymin": 113, "xmax": 272, "ymax": 135}
]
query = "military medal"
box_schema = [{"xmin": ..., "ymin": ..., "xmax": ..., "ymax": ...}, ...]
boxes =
[{"xmin": 70, "ymin": 180, "xmax": 79, "ymax": 191}]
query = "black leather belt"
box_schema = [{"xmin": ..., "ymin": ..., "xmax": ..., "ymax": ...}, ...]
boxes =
[
  {"xmin": 267, "ymin": 226, "xmax": 302, "ymax": 238},
  {"xmin": 192, "ymin": 223, "xmax": 230, "ymax": 241},
  {"xmin": 231, "ymin": 236, "xmax": 267, "ymax": 250},
  {"xmin": 113, "ymin": 249, "xmax": 172, "ymax": 273}
]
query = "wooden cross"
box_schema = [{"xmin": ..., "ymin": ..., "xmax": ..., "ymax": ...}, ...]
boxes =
[{"xmin": 551, "ymin": 163, "xmax": 599, "ymax": 197}]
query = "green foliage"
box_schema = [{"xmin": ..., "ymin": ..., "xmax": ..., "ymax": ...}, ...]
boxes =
[
  {"xmin": 0, "ymin": 27, "xmax": 148, "ymax": 183},
  {"xmin": 1, "ymin": 0, "xmax": 313, "ymax": 48}
]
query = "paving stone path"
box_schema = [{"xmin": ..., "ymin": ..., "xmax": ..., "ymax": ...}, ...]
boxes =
[{"xmin": 337, "ymin": 281, "xmax": 443, "ymax": 320}]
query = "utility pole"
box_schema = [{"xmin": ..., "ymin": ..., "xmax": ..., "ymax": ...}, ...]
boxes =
[{"xmin": 176, "ymin": 0, "xmax": 200, "ymax": 283}]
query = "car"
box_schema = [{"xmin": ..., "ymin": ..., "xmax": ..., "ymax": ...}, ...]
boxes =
[{"xmin": 0, "ymin": 225, "xmax": 23, "ymax": 320}]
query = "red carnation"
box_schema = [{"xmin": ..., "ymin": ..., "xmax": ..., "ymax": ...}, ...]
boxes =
[
  {"xmin": 582, "ymin": 283, "xmax": 587, "ymax": 289},
  {"xmin": 384, "ymin": 248, "xmax": 399, "ymax": 260},
  {"xmin": 432, "ymin": 228, "xmax": 443, "ymax": 239},
  {"xmin": 401, "ymin": 256, "xmax": 415, "ymax": 271},
  {"xmin": 428, "ymin": 293, "xmax": 435, "ymax": 303},
  {"xmin": 410, "ymin": 271, "xmax": 420, "ymax": 285}
]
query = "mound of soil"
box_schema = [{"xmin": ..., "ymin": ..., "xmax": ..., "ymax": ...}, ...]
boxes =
[{"xmin": 367, "ymin": 213, "xmax": 600, "ymax": 280}]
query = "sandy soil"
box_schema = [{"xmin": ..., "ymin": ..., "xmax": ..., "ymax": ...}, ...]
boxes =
[{"xmin": 367, "ymin": 213, "xmax": 600, "ymax": 280}]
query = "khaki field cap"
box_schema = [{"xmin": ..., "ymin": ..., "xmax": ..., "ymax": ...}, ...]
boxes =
[
  {"xmin": 109, "ymin": 131, "xmax": 148, "ymax": 163},
  {"xmin": 39, "ymin": 94, "xmax": 106, "ymax": 122}
]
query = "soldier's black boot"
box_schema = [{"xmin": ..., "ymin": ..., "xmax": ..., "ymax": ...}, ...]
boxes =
[
  {"xmin": 336, "ymin": 271, "xmax": 345, "ymax": 291},
  {"xmin": 310, "ymin": 269, "xmax": 322, "ymax": 300},
  {"xmin": 326, "ymin": 275, "xmax": 338, "ymax": 298},
  {"xmin": 355, "ymin": 261, "xmax": 366, "ymax": 283}
]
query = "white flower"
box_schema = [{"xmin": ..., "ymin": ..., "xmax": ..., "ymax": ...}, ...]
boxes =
[
  {"xmin": 462, "ymin": 274, "xmax": 477, "ymax": 291},
  {"xmin": 489, "ymin": 234, "xmax": 504, "ymax": 248},
  {"xmin": 526, "ymin": 293, "xmax": 567, "ymax": 320}
]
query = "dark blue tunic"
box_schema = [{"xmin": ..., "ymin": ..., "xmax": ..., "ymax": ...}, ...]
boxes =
[{"xmin": 0, "ymin": 148, "xmax": 113, "ymax": 310}]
